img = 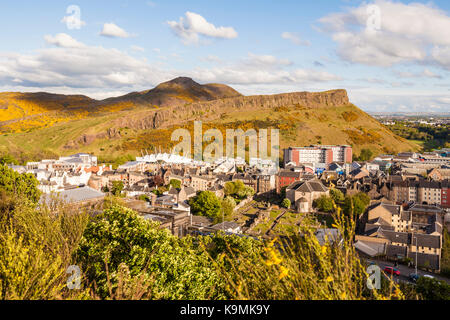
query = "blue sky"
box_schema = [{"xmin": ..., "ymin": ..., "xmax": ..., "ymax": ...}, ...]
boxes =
[{"xmin": 0, "ymin": 0, "xmax": 449, "ymax": 112}]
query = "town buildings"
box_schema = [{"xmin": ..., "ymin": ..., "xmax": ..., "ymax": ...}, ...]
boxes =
[
  {"xmin": 283, "ymin": 145, "xmax": 352, "ymax": 167},
  {"xmin": 356, "ymin": 202, "xmax": 444, "ymax": 272}
]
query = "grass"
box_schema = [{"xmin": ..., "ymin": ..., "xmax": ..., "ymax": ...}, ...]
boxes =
[
  {"xmin": 0, "ymin": 189, "xmax": 410, "ymax": 300},
  {"xmin": 0, "ymin": 100, "xmax": 419, "ymax": 163}
]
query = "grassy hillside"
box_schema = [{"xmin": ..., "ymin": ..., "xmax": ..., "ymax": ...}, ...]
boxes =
[
  {"xmin": 0, "ymin": 78, "xmax": 241, "ymax": 134},
  {"xmin": 0, "ymin": 100, "xmax": 419, "ymax": 164}
]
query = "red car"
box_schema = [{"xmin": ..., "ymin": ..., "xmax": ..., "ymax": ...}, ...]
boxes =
[{"xmin": 384, "ymin": 267, "xmax": 401, "ymax": 276}]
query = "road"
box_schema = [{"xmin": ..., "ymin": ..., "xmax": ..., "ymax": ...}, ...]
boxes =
[{"xmin": 368, "ymin": 259, "xmax": 450, "ymax": 285}]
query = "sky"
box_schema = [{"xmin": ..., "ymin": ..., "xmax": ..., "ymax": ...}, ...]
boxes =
[{"xmin": 0, "ymin": 0, "xmax": 449, "ymax": 113}]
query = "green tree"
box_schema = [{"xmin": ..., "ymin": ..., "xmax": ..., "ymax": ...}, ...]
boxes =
[
  {"xmin": 282, "ymin": 198, "xmax": 291, "ymax": 209},
  {"xmin": 352, "ymin": 193, "xmax": 371, "ymax": 216},
  {"xmin": 441, "ymin": 229, "xmax": 450, "ymax": 277},
  {"xmin": 169, "ymin": 179, "xmax": 181, "ymax": 189},
  {"xmin": 358, "ymin": 149, "xmax": 374, "ymax": 161},
  {"xmin": 313, "ymin": 195, "xmax": 334, "ymax": 213},
  {"xmin": 225, "ymin": 180, "xmax": 255, "ymax": 199},
  {"xmin": 111, "ymin": 181, "xmax": 124, "ymax": 197},
  {"xmin": 189, "ymin": 191, "xmax": 222, "ymax": 219},
  {"xmin": 0, "ymin": 154, "xmax": 19, "ymax": 165},
  {"xmin": 221, "ymin": 196, "xmax": 236, "ymax": 218},
  {"xmin": 0, "ymin": 164, "xmax": 41, "ymax": 203},
  {"xmin": 416, "ymin": 277, "xmax": 450, "ymax": 300},
  {"xmin": 330, "ymin": 189, "xmax": 345, "ymax": 204},
  {"xmin": 75, "ymin": 205, "xmax": 222, "ymax": 299},
  {"xmin": 224, "ymin": 181, "xmax": 236, "ymax": 196}
]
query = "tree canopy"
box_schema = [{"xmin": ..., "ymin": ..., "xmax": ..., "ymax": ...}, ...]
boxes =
[
  {"xmin": 0, "ymin": 164, "xmax": 41, "ymax": 203},
  {"xmin": 75, "ymin": 205, "xmax": 222, "ymax": 299},
  {"xmin": 224, "ymin": 180, "xmax": 255, "ymax": 199},
  {"xmin": 189, "ymin": 191, "xmax": 222, "ymax": 219}
]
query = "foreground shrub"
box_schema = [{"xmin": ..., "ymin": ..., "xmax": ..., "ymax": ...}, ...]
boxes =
[{"xmin": 75, "ymin": 205, "xmax": 222, "ymax": 300}]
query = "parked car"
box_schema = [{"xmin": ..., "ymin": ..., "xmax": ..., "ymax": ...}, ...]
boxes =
[
  {"xmin": 423, "ymin": 275, "xmax": 435, "ymax": 279},
  {"xmin": 409, "ymin": 273, "xmax": 420, "ymax": 282},
  {"xmin": 384, "ymin": 267, "xmax": 401, "ymax": 276}
]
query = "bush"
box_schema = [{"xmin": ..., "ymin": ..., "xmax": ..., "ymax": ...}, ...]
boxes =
[
  {"xmin": 0, "ymin": 195, "xmax": 90, "ymax": 299},
  {"xmin": 224, "ymin": 180, "xmax": 255, "ymax": 199},
  {"xmin": 416, "ymin": 277, "xmax": 450, "ymax": 300},
  {"xmin": 313, "ymin": 195, "xmax": 334, "ymax": 213},
  {"xmin": 188, "ymin": 191, "xmax": 222, "ymax": 220},
  {"xmin": 0, "ymin": 164, "xmax": 41, "ymax": 204},
  {"xmin": 282, "ymin": 198, "xmax": 291, "ymax": 209},
  {"xmin": 75, "ymin": 205, "xmax": 222, "ymax": 299}
]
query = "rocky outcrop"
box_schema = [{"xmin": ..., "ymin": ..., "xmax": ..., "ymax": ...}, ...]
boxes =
[
  {"xmin": 67, "ymin": 89, "xmax": 350, "ymax": 147},
  {"xmin": 110, "ymin": 89, "xmax": 350, "ymax": 130}
]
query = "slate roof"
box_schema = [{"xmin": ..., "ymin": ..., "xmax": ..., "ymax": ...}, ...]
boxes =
[
  {"xmin": 379, "ymin": 230, "xmax": 409, "ymax": 245},
  {"xmin": 386, "ymin": 244, "xmax": 407, "ymax": 258},
  {"xmin": 414, "ymin": 234, "xmax": 441, "ymax": 249},
  {"xmin": 288, "ymin": 179, "xmax": 328, "ymax": 193},
  {"xmin": 212, "ymin": 221, "xmax": 241, "ymax": 231},
  {"xmin": 42, "ymin": 187, "xmax": 104, "ymax": 204}
]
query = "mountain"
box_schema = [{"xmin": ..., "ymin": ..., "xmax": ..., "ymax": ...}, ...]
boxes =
[
  {"xmin": 103, "ymin": 77, "xmax": 242, "ymax": 108},
  {"xmin": 0, "ymin": 77, "xmax": 420, "ymax": 162},
  {"xmin": 0, "ymin": 77, "xmax": 242, "ymax": 133}
]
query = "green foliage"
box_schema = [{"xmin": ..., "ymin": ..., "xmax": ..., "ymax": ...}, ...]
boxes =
[
  {"xmin": 343, "ymin": 193, "xmax": 370, "ymax": 218},
  {"xmin": 221, "ymin": 197, "xmax": 236, "ymax": 219},
  {"xmin": 416, "ymin": 277, "xmax": 450, "ymax": 300},
  {"xmin": 111, "ymin": 181, "xmax": 124, "ymax": 197},
  {"xmin": 98, "ymin": 154, "xmax": 136, "ymax": 170},
  {"xmin": 313, "ymin": 195, "xmax": 334, "ymax": 213},
  {"xmin": 169, "ymin": 179, "xmax": 181, "ymax": 189},
  {"xmin": 0, "ymin": 164, "xmax": 41, "ymax": 203},
  {"xmin": 388, "ymin": 121, "xmax": 449, "ymax": 151},
  {"xmin": 0, "ymin": 195, "xmax": 90, "ymax": 300},
  {"xmin": 189, "ymin": 191, "xmax": 222, "ymax": 219},
  {"xmin": 75, "ymin": 205, "xmax": 222, "ymax": 299},
  {"xmin": 356, "ymin": 148, "xmax": 374, "ymax": 161},
  {"xmin": 0, "ymin": 153, "xmax": 19, "ymax": 165},
  {"xmin": 330, "ymin": 189, "xmax": 345, "ymax": 204},
  {"xmin": 441, "ymin": 229, "xmax": 450, "ymax": 277},
  {"xmin": 352, "ymin": 193, "xmax": 371, "ymax": 216},
  {"xmin": 224, "ymin": 180, "xmax": 255, "ymax": 200},
  {"xmin": 282, "ymin": 198, "xmax": 291, "ymax": 209}
]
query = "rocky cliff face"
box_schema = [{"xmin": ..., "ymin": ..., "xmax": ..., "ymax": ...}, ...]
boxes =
[
  {"xmin": 113, "ymin": 89, "xmax": 349, "ymax": 129},
  {"xmin": 65, "ymin": 89, "xmax": 350, "ymax": 148}
]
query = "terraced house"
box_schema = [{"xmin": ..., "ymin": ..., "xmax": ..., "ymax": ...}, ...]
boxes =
[
  {"xmin": 388, "ymin": 178, "xmax": 450, "ymax": 208},
  {"xmin": 356, "ymin": 202, "xmax": 444, "ymax": 272}
]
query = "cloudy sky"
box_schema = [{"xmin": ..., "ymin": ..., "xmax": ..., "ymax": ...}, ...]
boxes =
[{"xmin": 0, "ymin": 0, "xmax": 449, "ymax": 113}]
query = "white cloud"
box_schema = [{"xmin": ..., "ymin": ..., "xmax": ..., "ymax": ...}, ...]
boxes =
[
  {"xmin": 394, "ymin": 69, "xmax": 442, "ymax": 79},
  {"xmin": 130, "ymin": 45, "xmax": 145, "ymax": 52},
  {"xmin": 61, "ymin": 8, "xmax": 86, "ymax": 30},
  {"xmin": 187, "ymin": 53, "xmax": 340, "ymax": 85},
  {"xmin": 167, "ymin": 12, "xmax": 238, "ymax": 45},
  {"xmin": 100, "ymin": 23, "xmax": 133, "ymax": 38},
  {"xmin": 281, "ymin": 32, "xmax": 311, "ymax": 46},
  {"xmin": 44, "ymin": 33, "xmax": 85, "ymax": 49},
  {"xmin": 0, "ymin": 34, "xmax": 170, "ymax": 92},
  {"xmin": 319, "ymin": 0, "xmax": 450, "ymax": 69},
  {"xmin": 244, "ymin": 53, "xmax": 293, "ymax": 68}
]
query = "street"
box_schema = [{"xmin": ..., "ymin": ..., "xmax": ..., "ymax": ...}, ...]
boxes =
[{"xmin": 369, "ymin": 259, "xmax": 450, "ymax": 285}]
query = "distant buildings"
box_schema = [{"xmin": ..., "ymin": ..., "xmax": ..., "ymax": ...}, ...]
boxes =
[
  {"xmin": 356, "ymin": 202, "xmax": 444, "ymax": 272},
  {"xmin": 283, "ymin": 145, "xmax": 352, "ymax": 167},
  {"xmin": 285, "ymin": 178, "xmax": 329, "ymax": 213}
]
